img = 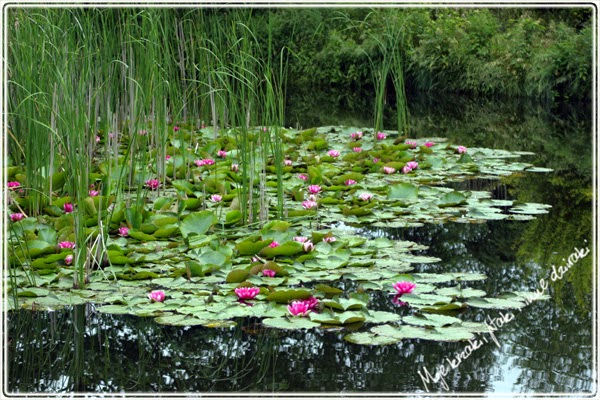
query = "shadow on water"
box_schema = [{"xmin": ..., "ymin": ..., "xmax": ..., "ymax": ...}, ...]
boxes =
[{"xmin": 7, "ymin": 93, "xmax": 594, "ymax": 394}]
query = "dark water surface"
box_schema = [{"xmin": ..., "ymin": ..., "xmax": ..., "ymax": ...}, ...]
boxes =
[{"xmin": 6, "ymin": 95, "xmax": 595, "ymax": 395}]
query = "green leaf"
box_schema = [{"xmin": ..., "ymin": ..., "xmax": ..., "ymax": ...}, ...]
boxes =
[
  {"xmin": 180, "ymin": 210, "xmax": 217, "ymax": 239},
  {"xmin": 388, "ymin": 183, "xmax": 419, "ymax": 200},
  {"xmin": 262, "ymin": 317, "xmax": 320, "ymax": 330},
  {"xmin": 437, "ymin": 191, "xmax": 468, "ymax": 207},
  {"xmin": 266, "ymin": 289, "xmax": 312, "ymax": 303}
]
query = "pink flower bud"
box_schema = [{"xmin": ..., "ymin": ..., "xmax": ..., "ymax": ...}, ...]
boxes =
[
  {"xmin": 269, "ymin": 241, "xmax": 280, "ymax": 248},
  {"xmin": 118, "ymin": 227, "xmax": 129, "ymax": 237},
  {"xmin": 457, "ymin": 146, "xmax": 467, "ymax": 154},
  {"xmin": 10, "ymin": 213, "xmax": 24, "ymax": 222},
  {"xmin": 284, "ymin": 159, "xmax": 293, "ymax": 167},
  {"xmin": 298, "ymin": 174, "xmax": 308, "ymax": 181},
  {"xmin": 231, "ymin": 163, "xmax": 239, "ymax": 172},
  {"xmin": 303, "ymin": 241, "xmax": 314, "ymax": 253},
  {"xmin": 345, "ymin": 179, "xmax": 357, "ymax": 186},
  {"xmin": 383, "ymin": 166, "xmax": 396, "ymax": 175},
  {"xmin": 217, "ymin": 150, "xmax": 227, "ymax": 158},
  {"xmin": 424, "ymin": 141, "xmax": 434, "ymax": 147},
  {"xmin": 145, "ymin": 179, "xmax": 160, "ymax": 190},
  {"xmin": 376, "ymin": 132, "xmax": 386, "ymax": 140},
  {"xmin": 65, "ymin": 254, "xmax": 74, "ymax": 265},
  {"xmin": 262, "ymin": 269, "xmax": 276, "ymax": 278},
  {"xmin": 323, "ymin": 236, "xmax": 336, "ymax": 243},
  {"xmin": 148, "ymin": 290, "xmax": 166, "ymax": 302},
  {"xmin": 63, "ymin": 203, "xmax": 73, "ymax": 213},
  {"xmin": 294, "ymin": 236, "xmax": 308, "ymax": 243}
]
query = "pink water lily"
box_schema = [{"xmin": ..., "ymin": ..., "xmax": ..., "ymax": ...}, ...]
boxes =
[
  {"xmin": 359, "ymin": 193, "xmax": 373, "ymax": 201},
  {"xmin": 353, "ymin": 147, "xmax": 362, "ymax": 153},
  {"xmin": 383, "ymin": 166, "xmax": 395, "ymax": 175},
  {"xmin": 202, "ymin": 158, "xmax": 215, "ymax": 165},
  {"xmin": 294, "ymin": 236, "xmax": 308, "ymax": 243},
  {"xmin": 376, "ymin": 132, "xmax": 386, "ymax": 140},
  {"xmin": 303, "ymin": 296, "xmax": 319, "ymax": 311},
  {"xmin": 96, "ymin": 135, "xmax": 101, "ymax": 143},
  {"xmin": 89, "ymin": 190, "xmax": 99, "ymax": 197},
  {"xmin": 231, "ymin": 163, "xmax": 239, "ymax": 172},
  {"xmin": 323, "ymin": 236, "xmax": 336, "ymax": 243},
  {"xmin": 327, "ymin": 150, "xmax": 340, "ymax": 158},
  {"xmin": 302, "ymin": 200, "xmax": 318, "ymax": 210},
  {"xmin": 287, "ymin": 300, "xmax": 310, "ymax": 317},
  {"xmin": 406, "ymin": 161, "xmax": 419, "ymax": 170},
  {"xmin": 63, "ymin": 203, "xmax": 73, "ymax": 213},
  {"xmin": 269, "ymin": 241, "xmax": 280, "ymax": 248},
  {"xmin": 145, "ymin": 179, "xmax": 160, "ymax": 190},
  {"xmin": 405, "ymin": 140, "xmax": 417, "ymax": 149},
  {"xmin": 402, "ymin": 165, "xmax": 413, "ymax": 174},
  {"xmin": 217, "ymin": 150, "xmax": 227, "ymax": 158},
  {"xmin": 10, "ymin": 213, "xmax": 24, "ymax": 222},
  {"xmin": 424, "ymin": 141, "xmax": 434, "ymax": 147},
  {"xmin": 7, "ymin": 181, "xmax": 20, "ymax": 188},
  {"xmin": 118, "ymin": 227, "xmax": 129, "ymax": 237},
  {"xmin": 351, "ymin": 131, "xmax": 363, "ymax": 140},
  {"xmin": 393, "ymin": 281, "xmax": 416, "ymax": 295},
  {"xmin": 210, "ymin": 194, "xmax": 222, "ymax": 203},
  {"xmin": 235, "ymin": 286, "xmax": 260, "ymax": 300},
  {"xmin": 457, "ymin": 146, "xmax": 467, "ymax": 154},
  {"xmin": 303, "ymin": 241, "xmax": 314, "ymax": 253},
  {"xmin": 64, "ymin": 254, "xmax": 74, "ymax": 265},
  {"xmin": 148, "ymin": 290, "xmax": 166, "ymax": 302},
  {"xmin": 138, "ymin": 130, "xmax": 148, "ymax": 136},
  {"xmin": 262, "ymin": 269, "xmax": 276, "ymax": 277},
  {"xmin": 308, "ymin": 185, "xmax": 322, "ymax": 194},
  {"xmin": 345, "ymin": 179, "xmax": 357, "ymax": 186},
  {"xmin": 284, "ymin": 159, "xmax": 293, "ymax": 167},
  {"xmin": 58, "ymin": 241, "xmax": 76, "ymax": 249},
  {"xmin": 173, "ymin": 125, "xmax": 180, "ymax": 132},
  {"xmin": 298, "ymin": 174, "xmax": 308, "ymax": 181},
  {"xmin": 165, "ymin": 155, "xmax": 172, "ymax": 161}
]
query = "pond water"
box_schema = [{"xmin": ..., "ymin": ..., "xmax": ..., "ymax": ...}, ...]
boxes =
[{"xmin": 6, "ymin": 94, "xmax": 594, "ymax": 395}]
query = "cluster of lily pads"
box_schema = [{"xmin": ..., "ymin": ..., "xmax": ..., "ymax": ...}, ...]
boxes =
[{"xmin": 6, "ymin": 124, "xmax": 552, "ymax": 343}]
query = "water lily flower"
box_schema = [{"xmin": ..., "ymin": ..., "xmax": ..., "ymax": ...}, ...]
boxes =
[
  {"xmin": 294, "ymin": 236, "xmax": 308, "ymax": 243},
  {"xmin": 405, "ymin": 140, "xmax": 417, "ymax": 149},
  {"xmin": 303, "ymin": 296, "xmax": 319, "ymax": 311},
  {"xmin": 118, "ymin": 227, "xmax": 129, "ymax": 237},
  {"xmin": 406, "ymin": 161, "xmax": 419, "ymax": 170},
  {"xmin": 302, "ymin": 200, "xmax": 318, "ymax": 210},
  {"xmin": 393, "ymin": 281, "xmax": 416, "ymax": 295},
  {"xmin": 7, "ymin": 181, "xmax": 20, "ymax": 188},
  {"xmin": 308, "ymin": 185, "xmax": 322, "ymax": 194},
  {"xmin": 345, "ymin": 179, "xmax": 357, "ymax": 186},
  {"xmin": 287, "ymin": 300, "xmax": 310, "ymax": 317},
  {"xmin": 269, "ymin": 241, "xmax": 280, "ymax": 248},
  {"xmin": 284, "ymin": 159, "xmax": 293, "ymax": 167},
  {"xmin": 89, "ymin": 190, "xmax": 99, "ymax": 197},
  {"xmin": 231, "ymin": 163, "xmax": 239, "ymax": 172},
  {"xmin": 323, "ymin": 236, "xmax": 336, "ymax": 243},
  {"xmin": 376, "ymin": 132, "xmax": 386, "ymax": 140},
  {"xmin": 10, "ymin": 213, "xmax": 24, "ymax": 222},
  {"xmin": 217, "ymin": 150, "xmax": 227, "ymax": 158},
  {"xmin": 96, "ymin": 135, "xmax": 101, "ymax": 143},
  {"xmin": 235, "ymin": 286, "xmax": 260, "ymax": 300},
  {"xmin": 63, "ymin": 203, "xmax": 73, "ymax": 213},
  {"xmin": 359, "ymin": 193, "xmax": 373, "ymax": 201},
  {"xmin": 298, "ymin": 174, "xmax": 308, "ymax": 181},
  {"xmin": 383, "ymin": 166, "xmax": 396, "ymax": 175},
  {"xmin": 262, "ymin": 269, "xmax": 276, "ymax": 278},
  {"xmin": 303, "ymin": 241, "xmax": 314, "ymax": 253},
  {"xmin": 138, "ymin": 130, "xmax": 148, "ymax": 136},
  {"xmin": 148, "ymin": 290, "xmax": 166, "ymax": 302},
  {"xmin": 351, "ymin": 131, "xmax": 363, "ymax": 140},
  {"xmin": 424, "ymin": 141, "xmax": 434, "ymax": 147},
  {"xmin": 402, "ymin": 165, "xmax": 413, "ymax": 174},
  {"xmin": 65, "ymin": 254, "xmax": 74, "ymax": 265},
  {"xmin": 210, "ymin": 194, "xmax": 222, "ymax": 203},
  {"xmin": 165, "ymin": 155, "xmax": 171, "ymax": 161},
  {"xmin": 353, "ymin": 147, "xmax": 362, "ymax": 153},
  {"xmin": 194, "ymin": 159, "xmax": 204, "ymax": 167},
  {"xmin": 457, "ymin": 146, "xmax": 467, "ymax": 154},
  {"xmin": 173, "ymin": 125, "xmax": 180, "ymax": 132},
  {"xmin": 58, "ymin": 241, "xmax": 76, "ymax": 249},
  {"xmin": 145, "ymin": 179, "xmax": 160, "ymax": 190},
  {"xmin": 327, "ymin": 150, "xmax": 340, "ymax": 158}
]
